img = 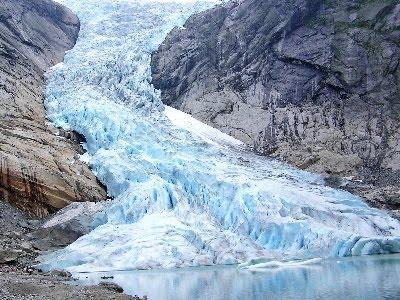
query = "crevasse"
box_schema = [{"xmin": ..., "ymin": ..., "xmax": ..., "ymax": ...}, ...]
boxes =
[{"xmin": 40, "ymin": 0, "xmax": 400, "ymax": 272}]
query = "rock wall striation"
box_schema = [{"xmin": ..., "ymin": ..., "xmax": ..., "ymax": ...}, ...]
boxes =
[
  {"xmin": 152, "ymin": 0, "xmax": 400, "ymax": 210},
  {"xmin": 0, "ymin": 0, "xmax": 106, "ymax": 218}
]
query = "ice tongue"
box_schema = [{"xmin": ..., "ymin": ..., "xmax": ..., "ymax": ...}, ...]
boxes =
[{"xmin": 39, "ymin": 0, "xmax": 400, "ymax": 272}]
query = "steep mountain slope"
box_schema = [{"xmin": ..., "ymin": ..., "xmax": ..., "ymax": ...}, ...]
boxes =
[
  {"xmin": 151, "ymin": 0, "xmax": 400, "ymax": 210},
  {"xmin": 0, "ymin": 0, "xmax": 106, "ymax": 218}
]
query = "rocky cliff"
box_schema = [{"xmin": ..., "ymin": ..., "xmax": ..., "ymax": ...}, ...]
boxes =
[
  {"xmin": 152, "ymin": 0, "xmax": 400, "ymax": 211},
  {"xmin": 0, "ymin": 0, "xmax": 106, "ymax": 218}
]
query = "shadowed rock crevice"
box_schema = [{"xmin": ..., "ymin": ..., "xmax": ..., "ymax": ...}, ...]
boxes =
[
  {"xmin": 151, "ymin": 0, "xmax": 400, "ymax": 211},
  {"xmin": 0, "ymin": 0, "xmax": 107, "ymax": 218}
]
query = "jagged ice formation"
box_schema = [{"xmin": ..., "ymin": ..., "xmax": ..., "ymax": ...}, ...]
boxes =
[{"xmin": 40, "ymin": 0, "xmax": 400, "ymax": 272}]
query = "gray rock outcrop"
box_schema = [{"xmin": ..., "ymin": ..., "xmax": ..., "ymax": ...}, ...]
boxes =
[
  {"xmin": 0, "ymin": 0, "xmax": 106, "ymax": 218},
  {"xmin": 151, "ymin": 0, "xmax": 400, "ymax": 210}
]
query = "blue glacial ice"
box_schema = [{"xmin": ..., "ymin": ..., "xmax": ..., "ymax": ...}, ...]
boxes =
[{"xmin": 39, "ymin": 0, "xmax": 400, "ymax": 272}]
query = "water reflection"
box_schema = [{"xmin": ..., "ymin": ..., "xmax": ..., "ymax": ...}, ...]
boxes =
[{"xmin": 74, "ymin": 254, "xmax": 400, "ymax": 300}]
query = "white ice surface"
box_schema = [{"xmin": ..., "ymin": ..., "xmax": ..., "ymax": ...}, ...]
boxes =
[
  {"xmin": 164, "ymin": 106, "xmax": 244, "ymax": 148},
  {"xmin": 238, "ymin": 257, "xmax": 323, "ymax": 270},
  {"xmin": 39, "ymin": 0, "xmax": 400, "ymax": 272}
]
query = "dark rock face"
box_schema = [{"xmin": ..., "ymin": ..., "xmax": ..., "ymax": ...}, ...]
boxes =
[
  {"xmin": 0, "ymin": 0, "xmax": 106, "ymax": 218},
  {"xmin": 151, "ymin": 0, "xmax": 400, "ymax": 210}
]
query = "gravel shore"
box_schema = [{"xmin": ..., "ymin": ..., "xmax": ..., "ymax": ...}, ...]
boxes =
[{"xmin": 0, "ymin": 269, "xmax": 137, "ymax": 300}]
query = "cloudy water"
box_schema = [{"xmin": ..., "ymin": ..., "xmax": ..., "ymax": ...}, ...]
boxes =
[{"xmin": 73, "ymin": 254, "xmax": 400, "ymax": 300}]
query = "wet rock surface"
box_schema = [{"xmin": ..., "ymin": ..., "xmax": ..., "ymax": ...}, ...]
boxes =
[
  {"xmin": 151, "ymin": 0, "xmax": 400, "ymax": 210},
  {"xmin": 0, "ymin": 0, "xmax": 106, "ymax": 218}
]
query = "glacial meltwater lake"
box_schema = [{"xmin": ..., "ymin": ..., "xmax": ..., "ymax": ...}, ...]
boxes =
[{"xmin": 71, "ymin": 254, "xmax": 400, "ymax": 300}]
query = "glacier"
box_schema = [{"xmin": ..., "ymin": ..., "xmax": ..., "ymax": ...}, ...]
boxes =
[{"xmin": 39, "ymin": 0, "xmax": 400, "ymax": 272}]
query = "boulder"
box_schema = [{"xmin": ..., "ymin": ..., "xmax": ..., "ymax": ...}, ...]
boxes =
[
  {"xmin": 99, "ymin": 282, "xmax": 124, "ymax": 293},
  {"xmin": 49, "ymin": 268, "xmax": 72, "ymax": 278},
  {"xmin": 0, "ymin": 249, "xmax": 21, "ymax": 264}
]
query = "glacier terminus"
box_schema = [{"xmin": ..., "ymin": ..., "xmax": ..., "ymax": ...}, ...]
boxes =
[{"xmin": 39, "ymin": 0, "xmax": 400, "ymax": 272}]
